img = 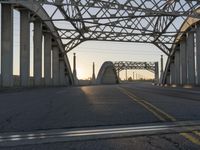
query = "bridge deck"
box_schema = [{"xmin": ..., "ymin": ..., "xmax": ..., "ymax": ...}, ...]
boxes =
[{"xmin": 0, "ymin": 83, "xmax": 200, "ymax": 149}]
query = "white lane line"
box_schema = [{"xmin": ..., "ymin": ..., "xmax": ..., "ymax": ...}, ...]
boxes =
[{"xmin": 0, "ymin": 120, "xmax": 200, "ymax": 147}]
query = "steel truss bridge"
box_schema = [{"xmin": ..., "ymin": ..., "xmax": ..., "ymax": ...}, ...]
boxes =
[
  {"xmin": 113, "ymin": 61, "xmax": 158, "ymax": 73},
  {"xmin": 0, "ymin": 0, "xmax": 200, "ymax": 87},
  {"xmin": 113, "ymin": 61, "xmax": 159, "ymax": 81}
]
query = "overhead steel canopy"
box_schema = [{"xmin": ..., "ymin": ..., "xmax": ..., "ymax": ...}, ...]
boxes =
[{"xmin": 2, "ymin": 0, "xmax": 200, "ymax": 55}]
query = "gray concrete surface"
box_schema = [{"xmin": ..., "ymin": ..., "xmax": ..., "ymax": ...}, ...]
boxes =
[{"xmin": 0, "ymin": 82, "xmax": 200, "ymax": 149}]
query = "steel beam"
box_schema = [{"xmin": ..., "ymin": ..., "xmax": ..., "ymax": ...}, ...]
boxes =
[
  {"xmin": 1, "ymin": 4, "xmax": 13, "ymax": 87},
  {"xmin": 20, "ymin": 10, "xmax": 30, "ymax": 87}
]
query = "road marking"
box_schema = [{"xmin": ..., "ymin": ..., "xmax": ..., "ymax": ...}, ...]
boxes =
[
  {"xmin": 119, "ymin": 86, "xmax": 200, "ymax": 145},
  {"xmin": 1, "ymin": 121, "xmax": 200, "ymax": 147}
]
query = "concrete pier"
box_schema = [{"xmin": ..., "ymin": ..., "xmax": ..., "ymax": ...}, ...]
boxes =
[
  {"xmin": 20, "ymin": 10, "xmax": 30, "ymax": 87},
  {"xmin": 186, "ymin": 31, "xmax": 195, "ymax": 85},
  {"xmin": 154, "ymin": 62, "xmax": 159, "ymax": 83},
  {"xmin": 175, "ymin": 50, "xmax": 180, "ymax": 85},
  {"xmin": 59, "ymin": 59, "xmax": 66, "ymax": 86},
  {"xmin": 44, "ymin": 33, "xmax": 52, "ymax": 86},
  {"xmin": 53, "ymin": 46, "xmax": 60, "ymax": 86},
  {"xmin": 1, "ymin": 4, "xmax": 14, "ymax": 87},
  {"xmin": 33, "ymin": 20, "xmax": 43, "ymax": 86},
  {"xmin": 180, "ymin": 38, "xmax": 187, "ymax": 85},
  {"xmin": 196, "ymin": 26, "xmax": 200, "ymax": 85},
  {"xmin": 170, "ymin": 63, "xmax": 175, "ymax": 85}
]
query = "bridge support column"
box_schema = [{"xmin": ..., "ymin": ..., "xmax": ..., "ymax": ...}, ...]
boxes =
[
  {"xmin": 20, "ymin": 10, "xmax": 30, "ymax": 87},
  {"xmin": 186, "ymin": 31, "xmax": 195, "ymax": 85},
  {"xmin": 59, "ymin": 59, "xmax": 66, "ymax": 86},
  {"xmin": 196, "ymin": 26, "xmax": 200, "ymax": 85},
  {"xmin": 180, "ymin": 37, "xmax": 187, "ymax": 85},
  {"xmin": 175, "ymin": 50, "xmax": 180, "ymax": 85},
  {"xmin": 166, "ymin": 73, "xmax": 170, "ymax": 85},
  {"xmin": 52, "ymin": 46, "xmax": 60, "ymax": 86},
  {"xmin": 44, "ymin": 33, "xmax": 52, "ymax": 86},
  {"xmin": 33, "ymin": 20, "xmax": 43, "ymax": 86},
  {"xmin": 1, "ymin": 4, "xmax": 14, "ymax": 87},
  {"xmin": 170, "ymin": 63, "xmax": 175, "ymax": 85},
  {"xmin": 154, "ymin": 62, "xmax": 159, "ymax": 84}
]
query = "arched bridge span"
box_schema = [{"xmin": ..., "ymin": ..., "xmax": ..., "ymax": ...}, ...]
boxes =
[{"xmin": 1, "ymin": 0, "xmax": 200, "ymax": 87}]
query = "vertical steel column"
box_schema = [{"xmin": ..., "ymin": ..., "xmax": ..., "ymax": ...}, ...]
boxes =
[
  {"xmin": 44, "ymin": 33, "xmax": 52, "ymax": 86},
  {"xmin": 52, "ymin": 46, "xmax": 59, "ymax": 86},
  {"xmin": 33, "ymin": 20, "xmax": 43, "ymax": 86},
  {"xmin": 20, "ymin": 10, "xmax": 30, "ymax": 87},
  {"xmin": 186, "ymin": 31, "xmax": 195, "ymax": 85},
  {"xmin": 1, "ymin": 4, "xmax": 13, "ymax": 87},
  {"xmin": 196, "ymin": 26, "xmax": 200, "ymax": 85},
  {"xmin": 175, "ymin": 50, "xmax": 180, "ymax": 85},
  {"xmin": 180, "ymin": 37, "xmax": 187, "ymax": 85}
]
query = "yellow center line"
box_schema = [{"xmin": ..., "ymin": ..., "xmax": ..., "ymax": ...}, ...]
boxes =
[{"xmin": 118, "ymin": 86, "xmax": 200, "ymax": 146}]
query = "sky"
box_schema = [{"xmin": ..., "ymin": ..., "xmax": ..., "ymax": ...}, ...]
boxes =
[{"xmin": 0, "ymin": 6, "xmax": 167, "ymax": 80}]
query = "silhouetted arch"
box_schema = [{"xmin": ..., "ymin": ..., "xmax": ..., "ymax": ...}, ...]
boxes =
[{"xmin": 96, "ymin": 62, "xmax": 119, "ymax": 84}]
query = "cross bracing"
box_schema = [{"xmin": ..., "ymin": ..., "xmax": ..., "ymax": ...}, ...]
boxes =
[
  {"xmin": 1, "ymin": 0, "xmax": 200, "ymax": 55},
  {"xmin": 1, "ymin": 0, "xmax": 200, "ymax": 54},
  {"xmin": 113, "ymin": 61, "xmax": 157, "ymax": 73}
]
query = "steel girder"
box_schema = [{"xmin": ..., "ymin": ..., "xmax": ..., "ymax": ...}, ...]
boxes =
[
  {"xmin": 1, "ymin": 0, "xmax": 200, "ymax": 55},
  {"xmin": 37, "ymin": 0, "xmax": 200, "ymax": 55},
  {"xmin": 113, "ymin": 61, "xmax": 156, "ymax": 73}
]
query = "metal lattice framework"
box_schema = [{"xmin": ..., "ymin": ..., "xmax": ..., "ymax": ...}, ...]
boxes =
[
  {"xmin": 2, "ymin": 0, "xmax": 200, "ymax": 55},
  {"xmin": 113, "ymin": 61, "xmax": 157, "ymax": 73}
]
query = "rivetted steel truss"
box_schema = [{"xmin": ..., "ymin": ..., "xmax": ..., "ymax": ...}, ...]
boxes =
[
  {"xmin": 2, "ymin": 0, "xmax": 200, "ymax": 55},
  {"xmin": 113, "ymin": 61, "xmax": 157, "ymax": 73}
]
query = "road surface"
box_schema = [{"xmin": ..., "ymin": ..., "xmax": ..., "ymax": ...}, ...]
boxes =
[{"xmin": 0, "ymin": 82, "xmax": 200, "ymax": 149}]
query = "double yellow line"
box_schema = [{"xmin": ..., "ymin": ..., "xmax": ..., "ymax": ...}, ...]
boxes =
[{"xmin": 119, "ymin": 86, "xmax": 200, "ymax": 145}]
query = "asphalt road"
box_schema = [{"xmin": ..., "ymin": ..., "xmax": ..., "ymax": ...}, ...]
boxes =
[{"xmin": 0, "ymin": 82, "xmax": 200, "ymax": 149}]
